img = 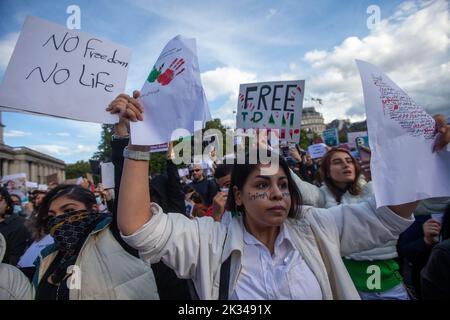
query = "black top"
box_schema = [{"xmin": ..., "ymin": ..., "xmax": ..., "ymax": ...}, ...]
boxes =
[
  {"xmin": 421, "ymin": 239, "xmax": 450, "ymax": 299},
  {"xmin": 35, "ymin": 252, "xmax": 70, "ymax": 300},
  {"xmin": 0, "ymin": 214, "xmax": 31, "ymax": 265}
]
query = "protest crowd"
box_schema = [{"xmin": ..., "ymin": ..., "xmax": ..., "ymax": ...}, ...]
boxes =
[{"xmin": 1, "ymin": 18, "xmax": 450, "ymax": 302}]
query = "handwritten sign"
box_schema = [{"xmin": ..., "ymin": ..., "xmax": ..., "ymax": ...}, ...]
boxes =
[
  {"xmin": 236, "ymin": 80, "xmax": 305, "ymax": 143},
  {"xmin": 347, "ymin": 131, "xmax": 368, "ymax": 149},
  {"xmin": 0, "ymin": 16, "xmax": 132, "ymax": 123},
  {"xmin": 131, "ymin": 35, "xmax": 211, "ymax": 145},
  {"xmin": 308, "ymin": 143, "xmax": 328, "ymax": 159},
  {"xmin": 356, "ymin": 60, "xmax": 450, "ymax": 207},
  {"xmin": 322, "ymin": 128, "xmax": 339, "ymax": 147}
]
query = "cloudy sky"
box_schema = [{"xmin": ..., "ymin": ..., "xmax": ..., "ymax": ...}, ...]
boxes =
[{"xmin": 0, "ymin": 0, "xmax": 449, "ymax": 163}]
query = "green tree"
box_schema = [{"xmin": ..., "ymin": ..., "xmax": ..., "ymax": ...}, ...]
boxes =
[
  {"xmin": 66, "ymin": 160, "xmax": 91, "ymax": 179},
  {"xmin": 92, "ymin": 124, "xmax": 114, "ymax": 161}
]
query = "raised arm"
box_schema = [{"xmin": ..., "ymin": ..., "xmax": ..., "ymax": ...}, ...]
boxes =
[{"xmin": 106, "ymin": 90, "xmax": 152, "ymax": 236}]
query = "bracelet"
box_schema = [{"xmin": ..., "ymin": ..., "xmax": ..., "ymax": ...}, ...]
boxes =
[
  {"xmin": 123, "ymin": 146, "xmax": 150, "ymax": 161},
  {"xmin": 112, "ymin": 134, "xmax": 130, "ymax": 140}
]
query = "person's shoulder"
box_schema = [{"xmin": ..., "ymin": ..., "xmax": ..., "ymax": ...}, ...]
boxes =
[{"xmin": 433, "ymin": 239, "xmax": 450, "ymax": 254}]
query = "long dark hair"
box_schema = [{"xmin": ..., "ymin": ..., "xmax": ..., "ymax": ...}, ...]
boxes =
[
  {"xmin": 320, "ymin": 148, "xmax": 362, "ymax": 203},
  {"xmin": 36, "ymin": 184, "xmax": 97, "ymax": 233},
  {"xmin": 0, "ymin": 187, "xmax": 13, "ymax": 217},
  {"xmin": 225, "ymin": 152, "xmax": 302, "ymax": 219}
]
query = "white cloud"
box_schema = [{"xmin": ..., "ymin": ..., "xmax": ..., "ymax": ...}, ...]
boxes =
[
  {"xmin": 4, "ymin": 130, "xmax": 31, "ymax": 137},
  {"xmin": 0, "ymin": 32, "xmax": 19, "ymax": 71},
  {"xmin": 201, "ymin": 67, "xmax": 257, "ymax": 101},
  {"xmin": 302, "ymin": 0, "xmax": 450, "ymax": 122}
]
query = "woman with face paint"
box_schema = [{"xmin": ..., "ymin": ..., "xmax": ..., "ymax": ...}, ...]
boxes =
[
  {"xmin": 32, "ymin": 184, "xmax": 159, "ymax": 300},
  {"xmin": 112, "ymin": 92, "xmax": 449, "ymax": 300}
]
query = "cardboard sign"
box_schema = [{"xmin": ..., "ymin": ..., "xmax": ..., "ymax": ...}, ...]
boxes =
[
  {"xmin": 322, "ymin": 128, "xmax": 339, "ymax": 147},
  {"xmin": 308, "ymin": 143, "xmax": 328, "ymax": 159},
  {"xmin": 100, "ymin": 162, "xmax": 115, "ymax": 189},
  {"xmin": 0, "ymin": 16, "xmax": 132, "ymax": 123},
  {"xmin": 236, "ymin": 80, "xmax": 305, "ymax": 143},
  {"xmin": 356, "ymin": 60, "xmax": 450, "ymax": 207},
  {"xmin": 45, "ymin": 173, "xmax": 59, "ymax": 185},
  {"xmin": 131, "ymin": 35, "xmax": 211, "ymax": 145}
]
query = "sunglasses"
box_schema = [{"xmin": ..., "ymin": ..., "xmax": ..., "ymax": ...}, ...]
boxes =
[{"xmin": 193, "ymin": 169, "xmax": 202, "ymax": 172}]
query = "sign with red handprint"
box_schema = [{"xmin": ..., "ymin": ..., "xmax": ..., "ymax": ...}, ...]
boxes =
[
  {"xmin": 131, "ymin": 35, "xmax": 211, "ymax": 146},
  {"xmin": 356, "ymin": 59, "xmax": 450, "ymax": 208}
]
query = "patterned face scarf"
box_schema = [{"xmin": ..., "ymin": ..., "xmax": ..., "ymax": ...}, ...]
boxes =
[{"xmin": 46, "ymin": 209, "xmax": 107, "ymax": 285}]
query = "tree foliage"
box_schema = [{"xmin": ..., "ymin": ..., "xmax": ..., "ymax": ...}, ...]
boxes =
[{"xmin": 66, "ymin": 160, "xmax": 91, "ymax": 179}]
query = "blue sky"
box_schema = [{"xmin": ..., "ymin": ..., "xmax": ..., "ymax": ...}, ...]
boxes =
[{"xmin": 0, "ymin": 0, "xmax": 449, "ymax": 164}]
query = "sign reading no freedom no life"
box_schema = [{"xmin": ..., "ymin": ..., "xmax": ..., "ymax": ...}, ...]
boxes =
[
  {"xmin": 236, "ymin": 80, "xmax": 305, "ymax": 143},
  {"xmin": 0, "ymin": 15, "xmax": 132, "ymax": 124}
]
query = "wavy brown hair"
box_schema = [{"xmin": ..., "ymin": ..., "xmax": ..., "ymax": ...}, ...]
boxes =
[{"xmin": 320, "ymin": 148, "xmax": 362, "ymax": 203}]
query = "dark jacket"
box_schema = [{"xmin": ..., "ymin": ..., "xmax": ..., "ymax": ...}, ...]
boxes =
[
  {"xmin": 0, "ymin": 214, "xmax": 31, "ymax": 265},
  {"xmin": 189, "ymin": 178, "xmax": 218, "ymax": 206},
  {"xmin": 421, "ymin": 239, "xmax": 450, "ymax": 299},
  {"xmin": 397, "ymin": 214, "xmax": 433, "ymax": 297},
  {"xmin": 111, "ymin": 136, "xmax": 192, "ymax": 300}
]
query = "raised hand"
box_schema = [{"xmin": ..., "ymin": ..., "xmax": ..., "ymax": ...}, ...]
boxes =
[
  {"xmin": 423, "ymin": 218, "xmax": 441, "ymax": 245},
  {"xmin": 433, "ymin": 114, "xmax": 450, "ymax": 152},
  {"xmin": 105, "ymin": 90, "xmax": 144, "ymax": 122},
  {"xmin": 157, "ymin": 58, "xmax": 185, "ymax": 86}
]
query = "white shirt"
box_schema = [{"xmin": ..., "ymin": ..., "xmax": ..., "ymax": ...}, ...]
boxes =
[
  {"xmin": 231, "ymin": 225, "xmax": 323, "ymax": 300},
  {"xmin": 17, "ymin": 234, "xmax": 54, "ymax": 268}
]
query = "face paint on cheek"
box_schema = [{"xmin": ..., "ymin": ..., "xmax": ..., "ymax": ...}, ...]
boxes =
[
  {"xmin": 282, "ymin": 192, "xmax": 290, "ymax": 198},
  {"xmin": 248, "ymin": 192, "xmax": 269, "ymax": 201}
]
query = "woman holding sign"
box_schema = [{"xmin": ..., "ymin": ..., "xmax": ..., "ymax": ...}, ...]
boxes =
[{"xmin": 112, "ymin": 91, "xmax": 449, "ymax": 300}]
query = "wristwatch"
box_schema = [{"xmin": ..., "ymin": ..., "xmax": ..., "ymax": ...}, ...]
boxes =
[{"xmin": 123, "ymin": 146, "xmax": 150, "ymax": 161}]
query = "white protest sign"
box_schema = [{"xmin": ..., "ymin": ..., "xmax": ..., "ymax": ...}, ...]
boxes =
[
  {"xmin": 347, "ymin": 131, "xmax": 368, "ymax": 149},
  {"xmin": 100, "ymin": 162, "xmax": 115, "ymax": 189},
  {"xmin": 356, "ymin": 60, "xmax": 450, "ymax": 207},
  {"xmin": 0, "ymin": 16, "xmax": 132, "ymax": 123},
  {"xmin": 236, "ymin": 80, "xmax": 305, "ymax": 143},
  {"xmin": 322, "ymin": 128, "xmax": 339, "ymax": 147},
  {"xmin": 308, "ymin": 143, "xmax": 328, "ymax": 159},
  {"xmin": 178, "ymin": 168, "xmax": 189, "ymax": 178},
  {"xmin": 25, "ymin": 181, "xmax": 38, "ymax": 189},
  {"xmin": 131, "ymin": 35, "xmax": 211, "ymax": 145}
]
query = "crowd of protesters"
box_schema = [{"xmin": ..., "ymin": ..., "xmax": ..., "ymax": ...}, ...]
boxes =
[{"xmin": 0, "ymin": 91, "xmax": 449, "ymax": 300}]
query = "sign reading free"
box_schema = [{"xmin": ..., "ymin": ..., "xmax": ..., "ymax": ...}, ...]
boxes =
[{"xmin": 236, "ymin": 80, "xmax": 305, "ymax": 143}]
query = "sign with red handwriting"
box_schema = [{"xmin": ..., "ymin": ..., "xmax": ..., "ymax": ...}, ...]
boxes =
[{"xmin": 356, "ymin": 60, "xmax": 450, "ymax": 207}]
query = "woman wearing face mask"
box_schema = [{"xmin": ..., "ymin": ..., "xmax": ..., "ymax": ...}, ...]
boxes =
[
  {"xmin": 110, "ymin": 92, "xmax": 448, "ymax": 300},
  {"xmin": 33, "ymin": 184, "xmax": 159, "ymax": 300}
]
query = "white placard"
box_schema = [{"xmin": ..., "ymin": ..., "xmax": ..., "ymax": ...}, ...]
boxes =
[
  {"xmin": 356, "ymin": 60, "xmax": 450, "ymax": 207},
  {"xmin": 131, "ymin": 35, "xmax": 211, "ymax": 145},
  {"xmin": 236, "ymin": 80, "xmax": 305, "ymax": 143},
  {"xmin": 178, "ymin": 168, "xmax": 190, "ymax": 178},
  {"xmin": 25, "ymin": 181, "xmax": 38, "ymax": 189},
  {"xmin": 308, "ymin": 143, "xmax": 328, "ymax": 159},
  {"xmin": 0, "ymin": 16, "xmax": 132, "ymax": 124},
  {"xmin": 100, "ymin": 162, "xmax": 115, "ymax": 189}
]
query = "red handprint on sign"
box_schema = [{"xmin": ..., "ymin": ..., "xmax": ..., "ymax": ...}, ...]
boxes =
[{"xmin": 156, "ymin": 58, "xmax": 185, "ymax": 86}]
